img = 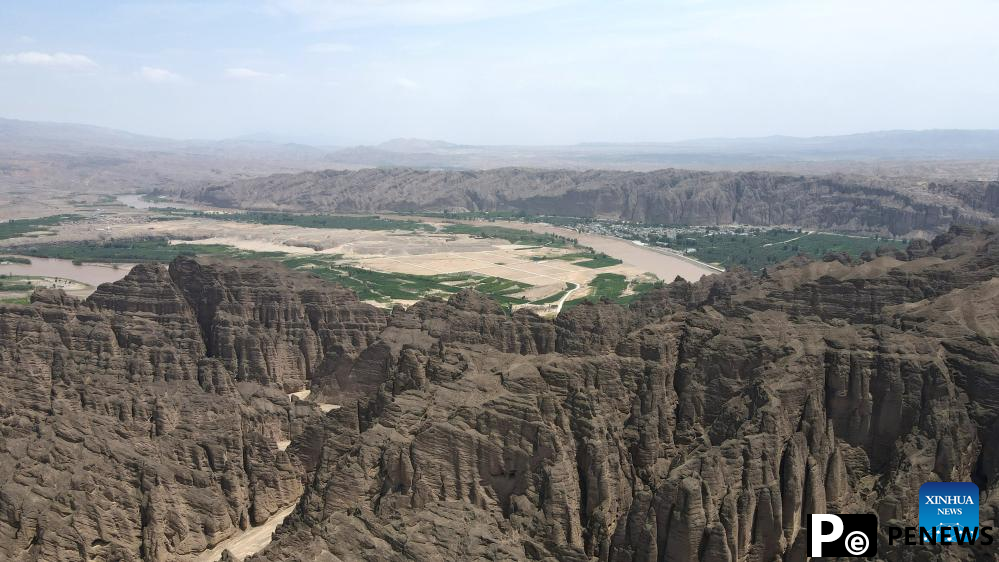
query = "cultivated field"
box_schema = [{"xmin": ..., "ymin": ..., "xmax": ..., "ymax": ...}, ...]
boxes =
[{"xmin": 0, "ymin": 199, "xmax": 710, "ymax": 312}]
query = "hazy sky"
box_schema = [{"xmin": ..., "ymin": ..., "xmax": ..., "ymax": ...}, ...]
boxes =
[{"xmin": 2, "ymin": 0, "xmax": 998, "ymax": 145}]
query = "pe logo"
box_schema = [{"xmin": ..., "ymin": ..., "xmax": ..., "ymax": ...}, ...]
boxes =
[
  {"xmin": 919, "ymin": 482, "xmax": 979, "ymax": 543},
  {"xmin": 809, "ymin": 514, "xmax": 878, "ymax": 557}
]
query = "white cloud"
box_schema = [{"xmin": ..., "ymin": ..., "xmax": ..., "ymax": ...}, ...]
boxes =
[
  {"xmin": 136, "ymin": 66, "xmax": 182, "ymax": 83},
  {"xmin": 307, "ymin": 42, "xmax": 355, "ymax": 54},
  {"xmin": 224, "ymin": 67, "xmax": 272, "ymax": 79},
  {"xmin": 0, "ymin": 51, "xmax": 96, "ymax": 69},
  {"xmin": 270, "ymin": 0, "xmax": 577, "ymax": 28}
]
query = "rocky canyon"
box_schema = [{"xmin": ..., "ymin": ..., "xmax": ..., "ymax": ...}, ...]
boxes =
[{"xmin": 0, "ymin": 226, "xmax": 997, "ymax": 560}]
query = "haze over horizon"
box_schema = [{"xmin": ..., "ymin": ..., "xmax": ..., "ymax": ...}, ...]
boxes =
[
  {"xmin": 3, "ymin": 0, "xmax": 998, "ymax": 146},
  {"xmin": 9, "ymin": 113, "xmax": 999, "ymax": 150}
]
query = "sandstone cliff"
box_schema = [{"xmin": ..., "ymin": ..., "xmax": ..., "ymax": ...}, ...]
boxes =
[
  {"xmin": 245, "ymin": 225, "xmax": 999, "ymax": 561},
  {"xmin": 2, "ymin": 227, "xmax": 999, "ymax": 561},
  {"xmin": 0, "ymin": 257, "xmax": 387, "ymax": 561}
]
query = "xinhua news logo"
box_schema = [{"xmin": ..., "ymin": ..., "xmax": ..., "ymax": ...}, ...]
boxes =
[
  {"xmin": 919, "ymin": 482, "xmax": 978, "ymax": 543},
  {"xmin": 810, "ymin": 482, "xmax": 995, "ymax": 557},
  {"xmin": 809, "ymin": 513, "xmax": 878, "ymax": 557},
  {"xmin": 887, "ymin": 481, "xmax": 994, "ymax": 546}
]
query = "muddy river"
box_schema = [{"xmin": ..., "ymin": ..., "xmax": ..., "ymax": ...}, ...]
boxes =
[
  {"xmin": 117, "ymin": 194, "xmax": 204, "ymax": 211},
  {"xmin": 0, "ymin": 256, "xmax": 134, "ymax": 294}
]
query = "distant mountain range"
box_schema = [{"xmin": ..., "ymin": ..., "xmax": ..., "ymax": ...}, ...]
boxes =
[
  {"xmin": 626, "ymin": 129, "xmax": 999, "ymax": 159},
  {"xmin": 2, "ymin": 117, "xmax": 999, "ymax": 180},
  {"xmin": 374, "ymin": 130, "xmax": 999, "ymax": 159},
  {"xmin": 327, "ymin": 130, "xmax": 999, "ymax": 175},
  {"xmin": 0, "ymin": 117, "xmax": 329, "ymax": 162}
]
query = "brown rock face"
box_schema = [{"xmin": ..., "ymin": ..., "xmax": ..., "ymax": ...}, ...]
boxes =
[
  {"xmin": 166, "ymin": 257, "xmax": 386, "ymax": 392},
  {"xmin": 246, "ymin": 226, "xmax": 999, "ymax": 562},
  {"xmin": 170, "ymin": 168, "xmax": 999, "ymax": 236},
  {"xmin": 3, "ymin": 227, "xmax": 999, "ymax": 562},
  {"xmin": 0, "ymin": 257, "xmax": 387, "ymax": 561}
]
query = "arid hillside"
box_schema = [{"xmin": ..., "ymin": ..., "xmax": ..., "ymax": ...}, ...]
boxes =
[{"xmin": 169, "ymin": 168, "xmax": 999, "ymax": 236}]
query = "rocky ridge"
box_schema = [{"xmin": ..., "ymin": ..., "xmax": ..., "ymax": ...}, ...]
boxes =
[
  {"xmin": 168, "ymin": 168, "xmax": 999, "ymax": 236},
  {"xmin": 245, "ymin": 225, "xmax": 999, "ymax": 561},
  {"xmin": 1, "ymin": 227, "xmax": 998, "ymax": 561},
  {"xmin": 0, "ymin": 257, "xmax": 387, "ymax": 561}
]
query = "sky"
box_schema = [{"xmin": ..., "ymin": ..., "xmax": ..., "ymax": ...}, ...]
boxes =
[{"xmin": 1, "ymin": 0, "xmax": 998, "ymax": 145}]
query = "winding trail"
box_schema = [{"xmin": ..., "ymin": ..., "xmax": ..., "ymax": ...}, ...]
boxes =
[
  {"xmin": 193, "ymin": 387, "xmax": 337, "ymax": 561},
  {"xmin": 195, "ymin": 503, "xmax": 297, "ymax": 562},
  {"xmin": 553, "ymin": 282, "xmax": 580, "ymax": 315},
  {"xmin": 194, "ymin": 386, "xmax": 336, "ymax": 560}
]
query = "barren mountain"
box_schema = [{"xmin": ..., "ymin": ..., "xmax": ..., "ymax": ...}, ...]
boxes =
[
  {"xmin": 169, "ymin": 168, "xmax": 999, "ymax": 237},
  {"xmin": 0, "ymin": 118, "xmax": 336, "ymax": 198},
  {"xmin": 3, "ymin": 118, "xmax": 999, "ymax": 203},
  {"xmin": 1, "ymin": 225, "xmax": 998, "ymax": 560},
  {"xmin": 0, "ymin": 258, "xmax": 388, "ymax": 561}
]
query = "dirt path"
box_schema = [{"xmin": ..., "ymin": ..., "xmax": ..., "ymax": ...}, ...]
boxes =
[
  {"xmin": 195, "ymin": 504, "xmax": 297, "ymax": 562},
  {"xmin": 762, "ymin": 231, "xmax": 814, "ymax": 247},
  {"xmin": 552, "ymin": 283, "xmax": 580, "ymax": 315}
]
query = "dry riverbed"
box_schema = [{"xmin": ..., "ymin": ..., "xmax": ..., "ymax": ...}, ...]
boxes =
[{"xmin": 1, "ymin": 203, "xmax": 718, "ymax": 308}]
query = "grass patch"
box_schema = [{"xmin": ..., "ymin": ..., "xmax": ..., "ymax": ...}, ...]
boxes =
[
  {"xmin": 189, "ymin": 211, "xmax": 435, "ymax": 232},
  {"xmin": 530, "ymin": 282, "xmax": 578, "ymax": 305},
  {"xmin": 0, "ymin": 256, "xmax": 31, "ymax": 264},
  {"xmin": 0, "ymin": 275, "xmax": 37, "ymax": 292},
  {"xmin": 279, "ymin": 255, "xmax": 343, "ymax": 269},
  {"xmin": 582, "ymin": 273, "xmax": 628, "ymax": 300},
  {"xmin": 616, "ymin": 279, "xmax": 664, "ymax": 305},
  {"xmin": 458, "ymin": 276, "xmax": 532, "ymax": 295},
  {"xmin": 533, "ymin": 252, "xmax": 622, "ymax": 268},
  {"xmin": 649, "ymin": 228, "xmax": 907, "ymax": 271},
  {"xmin": 0, "ymin": 215, "xmax": 80, "ymax": 241},
  {"xmin": 68, "ymin": 195, "xmax": 124, "ymax": 209},
  {"xmin": 563, "ymin": 274, "xmax": 661, "ymax": 310},
  {"xmin": 403, "ymin": 210, "xmax": 592, "ymax": 228},
  {"xmin": 441, "ymin": 224, "xmax": 576, "ymax": 247},
  {"xmin": 575, "ymin": 255, "xmax": 623, "ymax": 268},
  {"xmin": 0, "ymin": 296, "xmax": 30, "ymax": 305},
  {"xmin": 282, "ymin": 256, "xmax": 529, "ymax": 305}
]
